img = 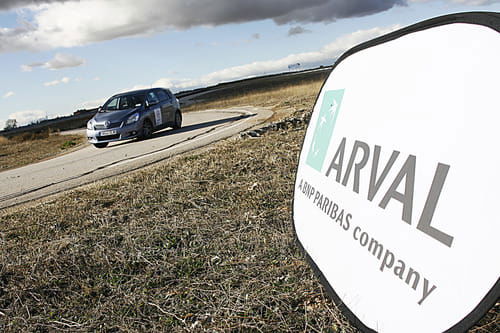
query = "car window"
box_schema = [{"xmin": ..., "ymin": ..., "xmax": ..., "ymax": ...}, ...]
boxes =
[
  {"xmin": 146, "ymin": 91, "xmax": 160, "ymax": 105},
  {"xmin": 104, "ymin": 97, "xmax": 119, "ymax": 110},
  {"xmin": 156, "ymin": 89, "xmax": 169, "ymax": 102},
  {"xmin": 119, "ymin": 94, "xmax": 144, "ymax": 109},
  {"xmin": 103, "ymin": 94, "xmax": 144, "ymax": 111}
]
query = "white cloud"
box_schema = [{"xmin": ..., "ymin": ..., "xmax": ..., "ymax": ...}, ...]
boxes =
[
  {"xmin": 45, "ymin": 53, "xmax": 85, "ymax": 70},
  {"xmin": 151, "ymin": 25, "xmax": 400, "ymax": 92},
  {"xmin": 21, "ymin": 52, "xmax": 85, "ymax": 71},
  {"xmin": 1, "ymin": 1, "xmax": 496, "ymax": 53},
  {"xmin": 7, "ymin": 110, "xmax": 47, "ymax": 126},
  {"xmin": 72, "ymin": 25, "xmax": 398, "ymax": 111},
  {"xmin": 3, "ymin": 91, "xmax": 15, "ymax": 98},
  {"xmin": 44, "ymin": 80, "xmax": 59, "ymax": 86},
  {"xmin": 44, "ymin": 76, "xmax": 70, "ymax": 86},
  {"xmin": 93, "ymin": 76, "xmax": 100, "ymax": 81},
  {"xmin": 0, "ymin": 0, "xmax": 404, "ymax": 53},
  {"xmin": 288, "ymin": 26, "xmax": 312, "ymax": 36},
  {"xmin": 21, "ymin": 62, "xmax": 44, "ymax": 72}
]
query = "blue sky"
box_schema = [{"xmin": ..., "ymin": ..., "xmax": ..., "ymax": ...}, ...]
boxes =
[{"xmin": 0, "ymin": 0, "xmax": 498, "ymax": 129}]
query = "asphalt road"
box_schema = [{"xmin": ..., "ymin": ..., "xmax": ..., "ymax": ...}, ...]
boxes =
[{"xmin": 0, "ymin": 107, "xmax": 272, "ymax": 209}]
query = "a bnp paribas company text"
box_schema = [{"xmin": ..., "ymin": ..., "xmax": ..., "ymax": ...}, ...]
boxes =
[{"xmin": 299, "ymin": 90, "xmax": 454, "ymax": 305}]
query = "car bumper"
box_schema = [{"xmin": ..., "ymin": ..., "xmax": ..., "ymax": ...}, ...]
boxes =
[{"xmin": 87, "ymin": 122, "xmax": 141, "ymax": 144}]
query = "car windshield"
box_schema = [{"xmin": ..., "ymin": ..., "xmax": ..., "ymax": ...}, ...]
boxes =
[{"xmin": 102, "ymin": 94, "xmax": 145, "ymax": 111}]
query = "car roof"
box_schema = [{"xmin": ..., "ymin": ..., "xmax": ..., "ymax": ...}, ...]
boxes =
[
  {"xmin": 111, "ymin": 88, "xmax": 169, "ymax": 98},
  {"xmin": 111, "ymin": 89, "xmax": 150, "ymax": 98}
]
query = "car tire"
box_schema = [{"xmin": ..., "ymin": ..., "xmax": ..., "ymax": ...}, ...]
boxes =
[
  {"xmin": 173, "ymin": 110, "xmax": 182, "ymax": 129},
  {"xmin": 139, "ymin": 120, "xmax": 153, "ymax": 140},
  {"xmin": 94, "ymin": 142, "xmax": 108, "ymax": 148}
]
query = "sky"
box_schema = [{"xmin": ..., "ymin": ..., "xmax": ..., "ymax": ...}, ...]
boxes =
[{"xmin": 0, "ymin": 0, "xmax": 498, "ymax": 129}]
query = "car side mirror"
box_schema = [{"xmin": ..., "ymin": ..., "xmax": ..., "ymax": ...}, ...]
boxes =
[{"xmin": 98, "ymin": 106, "xmax": 103, "ymax": 112}]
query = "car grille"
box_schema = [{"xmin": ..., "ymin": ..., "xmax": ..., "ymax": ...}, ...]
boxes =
[
  {"xmin": 94, "ymin": 121, "xmax": 122, "ymax": 130},
  {"xmin": 97, "ymin": 134, "xmax": 120, "ymax": 141}
]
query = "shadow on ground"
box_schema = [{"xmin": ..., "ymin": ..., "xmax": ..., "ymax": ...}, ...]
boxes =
[{"xmin": 109, "ymin": 114, "xmax": 254, "ymax": 148}]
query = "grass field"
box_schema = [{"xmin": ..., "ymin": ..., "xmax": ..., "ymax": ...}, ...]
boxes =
[
  {"xmin": 0, "ymin": 78, "xmax": 498, "ymax": 332},
  {"xmin": 184, "ymin": 76, "xmax": 325, "ymax": 114},
  {"xmin": 0, "ymin": 131, "xmax": 87, "ymax": 171}
]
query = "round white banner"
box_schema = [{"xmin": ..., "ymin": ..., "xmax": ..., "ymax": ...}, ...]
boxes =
[{"xmin": 293, "ymin": 13, "xmax": 499, "ymax": 333}]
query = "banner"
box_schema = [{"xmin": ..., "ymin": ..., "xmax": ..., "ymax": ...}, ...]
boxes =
[{"xmin": 293, "ymin": 12, "xmax": 499, "ymax": 333}]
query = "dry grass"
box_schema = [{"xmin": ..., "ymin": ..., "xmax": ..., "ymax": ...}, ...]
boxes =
[
  {"xmin": 0, "ymin": 131, "xmax": 87, "ymax": 171},
  {"xmin": 185, "ymin": 79, "xmax": 324, "ymax": 115},
  {"xmin": 0, "ymin": 121, "xmax": 356, "ymax": 332},
  {"xmin": 0, "ymin": 77, "xmax": 497, "ymax": 332}
]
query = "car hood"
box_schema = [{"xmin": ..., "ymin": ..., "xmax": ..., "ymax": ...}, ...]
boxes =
[{"xmin": 92, "ymin": 107, "xmax": 141, "ymax": 122}]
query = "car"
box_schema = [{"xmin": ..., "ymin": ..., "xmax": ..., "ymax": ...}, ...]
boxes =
[{"xmin": 86, "ymin": 88, "xmax": 182, "ymax": 148}]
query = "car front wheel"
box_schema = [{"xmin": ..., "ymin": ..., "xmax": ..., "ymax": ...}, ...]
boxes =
[{"xmin": 139, "ymin": 120, "xmax": 153, "ymax": 140}]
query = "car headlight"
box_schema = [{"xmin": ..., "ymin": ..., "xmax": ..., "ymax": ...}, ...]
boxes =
[
  {"xmin": 126, "ymin": 113, "xmax": 139, "ymax": 125},
  {"xmin": 87, "ymin": 120, "xmax": 94, "ymax": 130}
]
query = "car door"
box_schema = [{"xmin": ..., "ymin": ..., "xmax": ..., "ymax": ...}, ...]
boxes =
[
  {"xmin": 154, "ymin": 89, "xmax": 170, "ymax": 126},
  {"xmin": 166, "ymin": 90, "xmax": 177, "ymax": 124},
  {"xmin": 146, "ymin": 91, "xmax": 162, "ymax": 128},
  {"xmin": 156, "ymin": 89, "xmax": 175, "ymax": 125}
]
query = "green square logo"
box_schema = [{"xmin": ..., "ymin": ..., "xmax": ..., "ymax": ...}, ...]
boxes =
[{"xmin": 306, "ymin": 89, "xmax": 345, "ymax": 172}]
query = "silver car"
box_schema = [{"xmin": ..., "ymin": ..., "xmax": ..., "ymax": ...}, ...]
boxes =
[{"xmin": 87, "ymin": 88, "xmax": 182, "ymax": 148}]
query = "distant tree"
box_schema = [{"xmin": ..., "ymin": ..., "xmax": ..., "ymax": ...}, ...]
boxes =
[{"xmin": 4, "ymin": 119, "xmax": 17, "ymax": 130}]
